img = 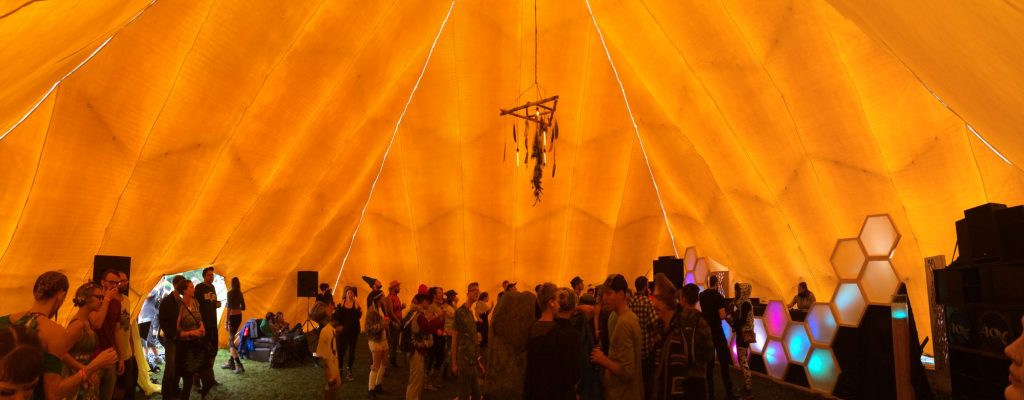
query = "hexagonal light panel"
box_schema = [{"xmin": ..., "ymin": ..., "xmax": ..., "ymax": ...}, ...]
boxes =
[
  {"xmin": 722, "ymin": 320, "xmax": 733, "ymax": 344},
  {"xmin": 763, "ymin": 301, "xmax": 789, "ymax": 338},
  {"xmin": 859, "ymin": 259, "xmax": 900, "ymax": 305},
  {"xmin": 783, "ymin": 323, "xmax": 812, "ymax": 364},
  {"xmin": 685, "ymin": 273, "xmax": 696, "ymax": 285},
  {"xmin": 806, "ymin": 347, "xmax": 841, "ymax": 394},
  {"xmin": 730, "ymin": 337, "xmax": 739, "ymax": 365},
  {"xmin": 859, "ymin": 214, "xmax": 901, "ymax": 258},
  {"xmin": 751, "ymin": 317, "xmax": 768, "ymax": 354},
  {"xmin": 806, "ymin": 303, "xmax": 838, "ymax": 346},
  {"xmin": 762, "ymin": 339, "xmax": 789, "ymax": 379},
  {"xmin": 831, "ymin": 281, "xmax": 868, "ymax": 327},
  {"xmin": 684, "ymin": 247, "xmax": 697, "ymax": 271},
  {"xmin": 694, "ymin": 258, "xmax": 709, "ymax": 285},
  {"xmin": 830, "ymin": 238, "xmax": 867, "ymax": 280}
]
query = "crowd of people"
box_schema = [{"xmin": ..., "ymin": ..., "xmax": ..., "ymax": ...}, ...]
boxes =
[
  {"xmin": 2, "ymin": 268, "xmax": 1024, "ymax": 400},
  {"xmin": 0, "ymin": 266, "xmax": 244, "ymax": 400},
  {"xmin": 301, "ymin": 273, "xmax": 824, "ymax": 400}
]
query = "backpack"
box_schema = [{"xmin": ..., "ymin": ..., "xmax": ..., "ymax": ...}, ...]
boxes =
[
  {"xmin": 365, "ymin": 306, "xmax": 384, "ymax": 338},
  {"xmin": 398, "ymin": 310, "xmax": 419, "ymax": 354}
]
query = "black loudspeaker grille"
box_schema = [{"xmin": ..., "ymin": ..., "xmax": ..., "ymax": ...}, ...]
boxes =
[
  {"xmin": 652, "ymin": 256, "xmax": 685, "ymax": 289},
  {"xmin": 297, "ymin": 271, "xmax": 318, "ymax": 298}
]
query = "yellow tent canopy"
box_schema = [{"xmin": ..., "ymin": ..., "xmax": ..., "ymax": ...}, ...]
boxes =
[{"xmin": 2, "ymin": 0, "xmax": 1023, "ymax": 352}]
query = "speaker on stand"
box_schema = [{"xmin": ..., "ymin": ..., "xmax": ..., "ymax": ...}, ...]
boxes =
[{"xmin": 297, "ymin": 271, "xmax": 319, "ymax": 332}]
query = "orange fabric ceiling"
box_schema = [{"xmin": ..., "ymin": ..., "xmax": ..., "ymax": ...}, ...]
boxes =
[{"xmin": 2, "ymin": 0, "xmax": 1023, "ymax": 352}]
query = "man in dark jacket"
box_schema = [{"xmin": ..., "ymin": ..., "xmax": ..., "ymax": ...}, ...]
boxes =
[
  {"xmin": 699, "ymin": 275, "xmax": 734, "ymax": 399},
  {"xmin": 159, "ymin": 275, "xmax": 186, "ymax": 399},
  {"xmin": 651, "ymin": 277, "xmax": 714, "ymax": 399},
  {"xmin": 195, "ymin": 267, "xmax": 221, "ymax": 389},
  {"xmin": 524, "ymin": 284, "xmax": 582, "ymax": 400}
]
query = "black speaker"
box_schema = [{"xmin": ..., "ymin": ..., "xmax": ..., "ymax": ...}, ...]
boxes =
[
  {"xmin": 297, "ymin": 271, "xmax": 318, "ymax": 298},
  {"xmin": 93, "ymin": 255, "xmax": 131, "ymax": 292},
  {"xmin": 998, "ymin": 205, "xmax": 1024, "ymax": 262},
  {"xmin": 963, "ymin": 203, "xmax": 1006, "ymax": 263},
  {"xmin": 652, "ymin": 256, "xmax": 685, "ymax": 289}
]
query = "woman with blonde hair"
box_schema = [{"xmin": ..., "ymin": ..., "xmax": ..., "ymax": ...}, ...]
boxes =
[{"xmin": 365, "ymin": 289, "xmax": 388, "ymax": 399}]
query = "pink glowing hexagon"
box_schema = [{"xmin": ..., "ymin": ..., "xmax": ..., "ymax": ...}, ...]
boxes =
[
  {"xmin": 763, "ymin": 301, "xmax": 789, "ymax": 338},
  {"xmin": 830, "ymin": 238, "xmax": 867, "ymax": 280},
  {"xmin": 762, "ymin": 339, "xmax": 789, "ymax": 379},
  {"xmin": 684, "ymin": 273, "xmax": 696, "ymax": 285},
  {"xmin": 859, "ymin": 214, "xmax": 901, "ymax": 258},
  {"xmin": 684, "ymin": 247, "xmax": 697, "ymax": 271},
  {"xmin": 806, "ymin": 303, "xmax": 838, "ymax": 346},
  {"xmin": 858, "ymin": 259, "xmax": 900, "ymax": 305},
  {"xmin": 730, "ymin": 337, "xmax": 739, "ymax": 365}
]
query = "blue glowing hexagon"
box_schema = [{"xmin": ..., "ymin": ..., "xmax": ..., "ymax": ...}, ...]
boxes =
[
  {"xmin": 750, "ymin": 317, "xmax": 768, "ymax": 354},
  {"xmin": 806, "ymin": 347, "xmax": 841, "ymax": 394},
  {"xmin": 783, "ymin": 323, "xmax": 812, "ymax": 365},
  {"xmin": 762, "ymin": 339, "xmax": 789, "ymax": 379},
  {"xmin": 831, "ymin": 281, "xmax": 868, "ymax": 327},
  {"xmin": 806, "ymin": 303, "xmax": 838, "ymax": 346},
  {"xmin": 722, "ymin": 320, "xmax": 733, "ymax": 343}
]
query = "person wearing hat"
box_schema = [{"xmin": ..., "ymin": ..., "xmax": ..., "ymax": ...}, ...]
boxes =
[
  {"xmin": 385, "ymin": 280, "xmax": 405, "ymax": 368},
  {"xmin": 590, "ymin": 274, "xmax": 644, "ymax": 400}
]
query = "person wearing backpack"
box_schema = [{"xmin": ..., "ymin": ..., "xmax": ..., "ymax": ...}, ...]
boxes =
[
  {"xmin": 404, "ymin": 293, "xmax": 442, "ymax": 400},
  {"xmin": 650, "ymin": 275, "xmax": 714, "ymax": 400}
]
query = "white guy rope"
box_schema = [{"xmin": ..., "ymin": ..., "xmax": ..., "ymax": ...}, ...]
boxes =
[
  {"xmin": 584, "ymin": 0, "xmax": 680, "ymax": 257},
  {"xmin": 1, "ymin": 0, "xmax": 159, "ymax": 142},
  {"xmin": 333, "ymin": 0, "xmax": 457, "ymax": 289}
]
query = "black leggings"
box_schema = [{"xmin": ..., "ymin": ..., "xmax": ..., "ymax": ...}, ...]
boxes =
[
  {"xmin": 337, "ymin": 329, "xmax": 359, "ymax": 369},
  {"xmin": 228, "ymin": 314, "xmax": 242, "ymax": 351}
]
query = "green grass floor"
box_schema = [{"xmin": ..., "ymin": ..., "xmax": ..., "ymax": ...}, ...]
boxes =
[{"xmin": 137, "ymin": 337, "xmax": 836, "ymax": 399}]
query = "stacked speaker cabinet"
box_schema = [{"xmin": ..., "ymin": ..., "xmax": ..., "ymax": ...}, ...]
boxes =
[{"xmin": 935, "ymin": 203, "xmax": 1024, "ymax": 399}]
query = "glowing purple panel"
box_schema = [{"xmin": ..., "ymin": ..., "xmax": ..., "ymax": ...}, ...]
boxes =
[
  {"xmin": 685, "ymin": 273, "xmax": 695, "ymax": 285},
  {"xmin": 763, "ymin": 301, "xmax": 789, "ymax": 338},
  {"xmin": 730, "ymin": 337, "xmax": 739, "ymax": 365},
  {"xmin": 806, "ymin": 303, "xmax": 838, "ymax": 346},
  {"xmin": 762, "ymin": 339, "xmax": 789, "ymax": 379}
]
